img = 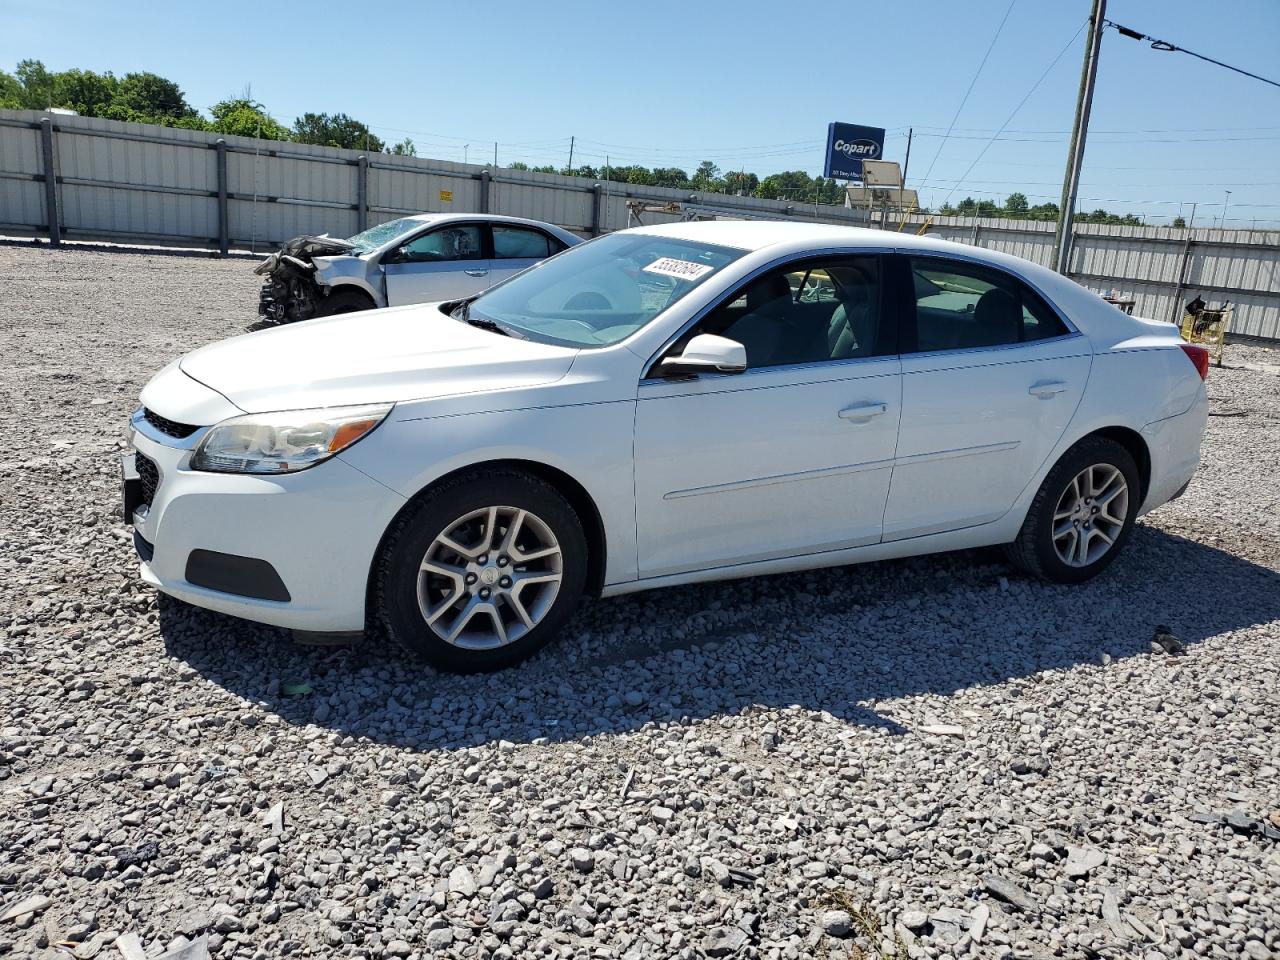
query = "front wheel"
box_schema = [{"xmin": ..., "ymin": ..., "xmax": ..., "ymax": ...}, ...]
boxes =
[
  {"xmin": 316, "ymin": 289, "xmax": 375, "ymax": 317},
  {"xmin": 1005, "ymin": 436, "xmax": 1140, "ymax": 583},
  {"xmin": 375, "ymin": 470, "xmax": 588, "ymax": 672}
]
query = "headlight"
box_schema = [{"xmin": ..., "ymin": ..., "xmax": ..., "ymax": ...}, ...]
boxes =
[{"xmin": 190, "ymin": 404, "xmax": 392, "ymax": 474}]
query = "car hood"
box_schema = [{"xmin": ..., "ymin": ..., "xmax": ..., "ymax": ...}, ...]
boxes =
[{"xmin": 178, "ymin": 304, "xmax": 579, "ymax": 414}]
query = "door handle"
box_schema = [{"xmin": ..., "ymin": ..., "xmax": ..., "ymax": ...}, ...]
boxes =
[
  {"xmin": 1028, "ymin": 380, "xmax": 1068, "ymax": 399},
  {"xmin": 464, "ymin": 269, "xmax": 489, "ymax": 278},
  {"xmin": 838, "ymin": 402, "xmax": 888, "ymax": 423}
]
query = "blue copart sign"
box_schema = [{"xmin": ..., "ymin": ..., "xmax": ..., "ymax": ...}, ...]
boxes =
[{"xmin": 824, "ymin": 122, "xmax": 886, "ymax": 180}]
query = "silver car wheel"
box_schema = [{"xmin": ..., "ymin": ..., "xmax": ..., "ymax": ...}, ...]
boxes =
[
  {"xmin": 416, "ymin": 505, "xmax": 563, "ymax": 650},
  {"xmin": 1052, "ymin": 463, "xmax": 1129, "ymax": 568}
]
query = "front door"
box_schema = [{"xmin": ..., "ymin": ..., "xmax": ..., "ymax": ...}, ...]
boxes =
[
  {"xmin": 382, "ymin": 222, "xmax": 490, "ymax": 305},
  {"xmin": 633, "ymin": 256, "xmax": 902, "ymax": 579},
  {"xmin": 883, "ymin": 254, "xmax": 1093, "ymax": 540}
]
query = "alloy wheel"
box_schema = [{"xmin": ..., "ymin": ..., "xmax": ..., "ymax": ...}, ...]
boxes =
[
  {"xmin": 416, "ymin": 505, "xmax": 563, "ymax": 650},
  {"xmin": 1052, "ymin": 463, "xmax": 1129, "ymax": 568}
]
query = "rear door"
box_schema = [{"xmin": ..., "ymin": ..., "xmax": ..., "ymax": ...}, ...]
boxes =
[
  {"xmin": 382, "ymin": 222, "xmax": 490, "ymax": 305},
  {"xmin": 882, "ymin": 253, "xmax": 1092, "ymax": 540},
  {"xmin": 486, "ymin": 224, "xmax": 565, "ymax": 288}
]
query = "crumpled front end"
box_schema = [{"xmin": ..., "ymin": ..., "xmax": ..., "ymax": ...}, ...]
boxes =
[{"xmin": 255, "ymin": 235, "xmax": 359, "ymax": 324}]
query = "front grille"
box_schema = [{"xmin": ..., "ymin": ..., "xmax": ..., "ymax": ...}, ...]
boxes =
[
  {"xmin": 143, "ymin": 407, "xmax": 199, "ymax": 439},
  {"xmin": 136, "ymin": 452, "xmax": 159, "ymax": 506}
]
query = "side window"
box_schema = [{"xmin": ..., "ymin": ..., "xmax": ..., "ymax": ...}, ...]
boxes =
[
  {"xmin": 398, "ymin": 224, "xmax": 484, "ymax": 262},
  {"xmin": 688, "ymin": 257, "xmax": 883, "ymax": 369},
  {"xmin": 907, "ymin": 257, "xmax": 1068, "ymax": 352},
  {"xmin": 493, "ymin": 226, "xmax": 552, "ymax": 260}
]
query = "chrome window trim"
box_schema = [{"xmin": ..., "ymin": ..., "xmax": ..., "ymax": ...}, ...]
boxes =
[
  {"xmin": 899, "ymin": 331, "xmax": 1089, "ymax": 365},
  {"xmin": 639, "ymin": 245, "xmax": 898, "ymax": 382}
]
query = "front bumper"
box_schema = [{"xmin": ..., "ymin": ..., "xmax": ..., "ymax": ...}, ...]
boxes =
[{"xmin": 127, "ymin": 424, "xmax": 406, "ymax": 632}]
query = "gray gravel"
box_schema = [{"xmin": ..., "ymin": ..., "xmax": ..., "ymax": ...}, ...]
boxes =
[{"xmin": 1, "ymin": 239, "xmax": 1278, "ymax": 960}]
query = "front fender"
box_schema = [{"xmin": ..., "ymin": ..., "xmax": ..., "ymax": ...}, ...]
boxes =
[
  {"xmin": 312, "ymin": 256, "xmax": 387, "ymax": 308},
  {"xmin": 338, "ymin": 400, "xmax": 640, "ymax": 587}
]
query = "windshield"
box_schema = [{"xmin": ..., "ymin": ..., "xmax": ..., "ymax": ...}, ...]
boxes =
[
  {"xmin": 345, "ymin": 217, "xmax": 425, "ymax": 254},
  {"xmin": 466, "ymin": 233, "xmax": 746, "ymax": 347}
]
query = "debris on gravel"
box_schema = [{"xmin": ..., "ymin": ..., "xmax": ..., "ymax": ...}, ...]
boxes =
[{"xmin": 0, "ymin": 242, "xmax": 1278, "ymax": 959}]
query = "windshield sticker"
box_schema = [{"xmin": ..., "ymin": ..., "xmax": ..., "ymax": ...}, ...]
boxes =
[{"xmin": 643, "ymin": 257, "xmax": 714, "ymax": 282}]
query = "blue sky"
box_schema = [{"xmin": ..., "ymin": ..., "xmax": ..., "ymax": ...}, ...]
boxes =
[{"xmin": 4, "ymin": 0, "xmax": 1279, "ymax": 226}]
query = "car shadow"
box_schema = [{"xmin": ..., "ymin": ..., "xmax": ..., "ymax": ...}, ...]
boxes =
[{"xmin": 158, "ymin": 525, "xmax": 1280, "ymax": 752}]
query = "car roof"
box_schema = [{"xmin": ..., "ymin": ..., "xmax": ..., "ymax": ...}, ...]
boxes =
[
  {"xmin": 625, "ymin": 218, "xmax": 974, "ymax": 255},
  {"xmin": 403, "ymin": 212, "xmax": 566, "ymax": 229}
]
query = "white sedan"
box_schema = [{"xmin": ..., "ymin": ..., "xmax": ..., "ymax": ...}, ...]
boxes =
[
  {"xmin": 126, "ymin": 222, "xmax": 1209, "ymax": 672},
  {"xmin": 256, "ymin": 213, "xmax": 582, "ymax": 323}
]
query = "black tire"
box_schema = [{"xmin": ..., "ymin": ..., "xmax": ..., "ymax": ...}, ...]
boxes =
[
  {"xmin": 316, "ymin": 288, "xmax": 375, "ymax": 317},
  {"xmin": 375, "ymin": 470, "xmax": 588, "ymax": 672},
  {"xmin": 1005, "ymin": 435, "xmax": 1140, "ymax": 584}
]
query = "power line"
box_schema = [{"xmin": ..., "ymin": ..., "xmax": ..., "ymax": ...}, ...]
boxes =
[
  {"xmin": 938, "ymin": 20, "xmax": 1088, "ymax": 210},
  {"xmin": 1105, "ymin": 20, "xmax": 1280, "ymax": 90},
  {"xmin": 918, "ymin": 0, "xmax": 1019, "ymax": 191}
]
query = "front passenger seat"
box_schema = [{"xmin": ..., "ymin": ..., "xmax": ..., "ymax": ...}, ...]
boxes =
[
  {"xmin": 721, "ymin": 274, "xmax": 794, "ymax": 368},
  {"xmin": 828, "ymin": 287, "xmax": 873, "ymax": 360}
]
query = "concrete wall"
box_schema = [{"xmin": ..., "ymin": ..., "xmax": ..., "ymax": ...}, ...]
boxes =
[{"xmin": 3, "ymin": 109, "xmax": 1277, "ymax": 340}]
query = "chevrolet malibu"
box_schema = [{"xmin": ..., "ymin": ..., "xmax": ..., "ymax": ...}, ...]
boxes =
[{"xmin": 125, "ymin": 222, "xmax": 1209, "ymax": 672}]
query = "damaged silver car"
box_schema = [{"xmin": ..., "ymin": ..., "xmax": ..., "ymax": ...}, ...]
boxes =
[{"xmin": 255, "ymin": 213, "xmax": 582, "ymax": 323}]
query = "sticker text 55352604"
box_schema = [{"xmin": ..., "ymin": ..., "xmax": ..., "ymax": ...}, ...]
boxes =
[{"xmin": 642, "ymin": 257, "xmax": 714, "ymax": 282}]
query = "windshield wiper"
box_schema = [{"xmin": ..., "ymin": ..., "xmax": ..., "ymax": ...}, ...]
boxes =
[{"xmin": 451, "ymin": 300, "xmax": 522, "ymax": 339}]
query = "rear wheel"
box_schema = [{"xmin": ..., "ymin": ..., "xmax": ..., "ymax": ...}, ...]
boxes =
[
  {"xmin": 375, "ymin": 470, "xmax": 587, "ymax": 672},
  {"xmin": 317, "ymin": 288, "xmax": 375, "ymax": 317},
  {"xmin": 1005, "ymin": 436, "xmax": 1140, "ymax": 583}
]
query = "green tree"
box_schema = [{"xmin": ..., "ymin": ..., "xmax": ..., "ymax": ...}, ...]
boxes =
[
  {"xmin": 50, "ymin": 68, "xmax": 119, "ymax": 115},
  {"xmin": 723, "ymin": 171, "xmax": 759, "ymax": 195},
  {"xmin": 1004, "ymin": 192, "xmax": 1029, "ymax": 214},
  {"xmin": 691, "ymin": 160, "xmax": 722, "ymax": 191},
  {"xmin": 210, "ymin": 98, "xmax": 289, "ymax": 140},
  {"xmin": 0, "ymin": 70, "xmax": 22, "ymax": 108},
  {"xmin": 292, "ymin": 112, "xmax": 384, "ymax": 151},
  {"xmin": 754, "ymin": 170, "xmax": 815, "ymax": 200},
  {"xmin": 1027, "ymin": 201, "xmax": 1059, "ymax": 221},
  {"xmin": 110, "ymin": 71, "xmax": 199, "ymax": 123},
  {"xmin": 651, "ymin": 167, "xmax": 690, "ymax": 189},
  {"xmin": 387, "ymin": 137, "xmax": 416, "ymax": 156},
  {"xmin": 1172, "ymin": 216, "xmax": 1187, "ymax": 228},
  {"xmin": 15, "ymin": 59, "xmax": 54, "ymax": 108}
]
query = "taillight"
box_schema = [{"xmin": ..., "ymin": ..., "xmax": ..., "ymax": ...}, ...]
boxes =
[{"xmin": 1180, "ymin": 343, "xmax": 1210, "ymax": 381}]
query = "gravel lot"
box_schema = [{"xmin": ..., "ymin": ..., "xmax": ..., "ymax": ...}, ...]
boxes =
[{"xmin": 1, "ymin": 240, "xmax": 1277, "ymax": 960}]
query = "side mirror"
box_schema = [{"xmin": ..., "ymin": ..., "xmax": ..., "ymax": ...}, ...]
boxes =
[{"xmin": 659, "ymin": 334, "xmax": 747, "ymax": 376}]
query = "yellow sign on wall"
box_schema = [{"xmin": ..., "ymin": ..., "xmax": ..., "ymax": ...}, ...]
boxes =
[{"xmin": 439, "ymin": 189, "xmax": 453, "ymax": 203}]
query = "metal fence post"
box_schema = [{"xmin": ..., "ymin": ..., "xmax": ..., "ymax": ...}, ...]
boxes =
[
  {"xmin": 591, "ymin": 184, "xmax": 604, "ymax": 237},
  {"xmin": 479, "ymin": 170, "xmax": 491, "ymax": 213},
  {"xmin": 1168, "ymin": 234, "xmax": 1195, "ymax": 324},
  {"xmin": 356, "ymin": 156, "xmax": 368, "ymax": 232},
  {"xmin": 39, "ymin": 118, "xmax": 61, "ymax": 246},
  {"xmin": 215, "ymin": 139, "xmax": 229, "ymax": 256}
]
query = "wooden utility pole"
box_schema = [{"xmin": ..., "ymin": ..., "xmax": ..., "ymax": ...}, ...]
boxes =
[
  {"xmin": 1053, "ymin": 0, "xmax": 1106, "ymax": 274},
  {"xmin": 567, "ymin": 136, "xmax": 575, "ymax": 172}
]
